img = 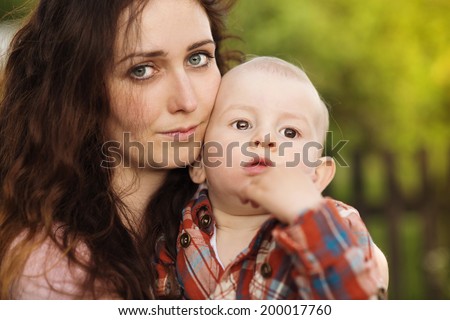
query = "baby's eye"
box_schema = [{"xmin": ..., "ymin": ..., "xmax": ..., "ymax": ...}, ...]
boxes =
[
  {"xmin": 280, "ymin": 128, "xmax": 299, "ymax": 138},
  {"xmin": 232, "ymin": 120, "xmax": 251, "ymax": 130},
  {"xmin": 130, "ymin": 65, "xmax": 155, "ymax": 80},
  {"xmin": 188, "ymin": 53, "xmax": 212, "ymax": 68}
]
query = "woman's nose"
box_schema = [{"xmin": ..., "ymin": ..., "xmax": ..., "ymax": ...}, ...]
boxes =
[{"xmin": 168, "ymin": 70, "xmax": 198, "ymax": 113}]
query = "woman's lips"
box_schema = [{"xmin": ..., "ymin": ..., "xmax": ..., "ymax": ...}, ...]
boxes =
[{"xmin": 160, "ymin": 125, "xmax": 198, "ymax": 140}]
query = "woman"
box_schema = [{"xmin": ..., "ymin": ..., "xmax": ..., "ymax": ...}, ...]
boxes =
[{"xmin": 0, "ymin": 0, "xmax": 238, "ymax": 299}]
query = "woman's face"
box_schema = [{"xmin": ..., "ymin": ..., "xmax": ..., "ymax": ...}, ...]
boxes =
[{"xmin": 106, "ymin": 0, "xmax": 221, "ymax": 169}]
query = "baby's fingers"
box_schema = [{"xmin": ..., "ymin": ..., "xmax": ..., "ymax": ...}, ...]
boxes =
[{"xmin": 240, "ymin": 179, "xmax": 265, "ymax": 203}]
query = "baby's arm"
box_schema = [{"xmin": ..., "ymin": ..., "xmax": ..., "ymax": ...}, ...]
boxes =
[
  {"xmin": 373, "ymin": 243, "xmax": 389, "ymax": 290},
  {"xmin": 241, "ymin": 166, "xmax": 388, "ymax": 299}
]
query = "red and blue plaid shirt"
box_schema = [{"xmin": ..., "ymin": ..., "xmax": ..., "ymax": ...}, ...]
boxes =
[{"xmin": 156, "ymin": 189, "xmax": 385, "ymax": 299}]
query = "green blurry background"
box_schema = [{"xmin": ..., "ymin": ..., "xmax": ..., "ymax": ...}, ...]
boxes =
[{"xmin": 1, "ymin": 0, "xmax": 449, "ymax": 299}]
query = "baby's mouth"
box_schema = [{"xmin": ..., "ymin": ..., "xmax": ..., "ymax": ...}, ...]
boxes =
[{"xmin": 244, "ymin": 157, "xmax": 274, "ymax": 167}]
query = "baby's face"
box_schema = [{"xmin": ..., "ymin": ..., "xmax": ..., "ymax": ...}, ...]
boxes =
[{"xmin": 200, "ymin": 68, "xmax": 326, "ymax": 215}]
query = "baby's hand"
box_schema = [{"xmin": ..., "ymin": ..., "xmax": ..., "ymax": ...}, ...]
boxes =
[{"xmin": 240, "ymin": 165, "xmax": 323, "ymax": 224}]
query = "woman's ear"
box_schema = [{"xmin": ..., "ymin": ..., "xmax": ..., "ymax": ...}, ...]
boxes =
[
  {"xmin": 189, "ymin": 158, "xmax": 207, "ymax": 184},
  {"xmin": 312, "ymin": 156, "xmax": 336, "ymax": 192}
]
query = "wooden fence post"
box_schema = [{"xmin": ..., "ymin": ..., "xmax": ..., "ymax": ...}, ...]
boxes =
[
  {"xmin": 417, "ymin": 148, "xmax": 442, "ymax": 298},
  {"xmin": 384, "ymin": 151, "xmax": 402, "ymax": 299},
  {"xmin": 351, "ymin": 150, "xmax": 366, "ymax": 214}
]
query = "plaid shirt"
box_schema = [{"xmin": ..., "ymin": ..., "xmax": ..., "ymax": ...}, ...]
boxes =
[{"xmin": 163, "ymin": 189, "xmax": 385, "ymax": 300}]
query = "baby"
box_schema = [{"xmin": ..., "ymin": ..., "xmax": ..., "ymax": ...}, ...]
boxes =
[{"xmin": 175, "ymin": 56, "xmax": 388, "ymax": 299}]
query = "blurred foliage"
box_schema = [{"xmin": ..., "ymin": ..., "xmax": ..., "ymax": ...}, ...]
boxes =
[
  {"xmin": 228, "ymin": 0, "xmax": 450, "ymax": 156},
  {"xmin": 0, "ymin": 0, "xmax": 35, "ymax": 19}
]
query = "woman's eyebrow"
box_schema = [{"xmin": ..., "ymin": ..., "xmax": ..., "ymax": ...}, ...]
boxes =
[
  {"xmin": 117, "ymin": 39, "xmax": 215, "ymax": 65},
  {"xmin": 117, "ymin": 50, "xmax": 167, "ymax": 65},
  {"xmin": 187, "ymin": 39, "xmax": 216, "ymax": 51}
]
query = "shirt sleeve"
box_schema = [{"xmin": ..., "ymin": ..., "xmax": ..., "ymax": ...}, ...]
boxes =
[
  {"xmin": 154, "ymin": 237, "xmax": 183, "ymax": 299},
  {"xmin": 272, "ymin": 198, "xmax": 386, "ymax": 299},
  {"xmin": 12, "ymin": 237, "xmax": 90, "ymax": 299},
  {"xmin": 11, "ymin": 235, "xmax": 119, "ymax": 299}
]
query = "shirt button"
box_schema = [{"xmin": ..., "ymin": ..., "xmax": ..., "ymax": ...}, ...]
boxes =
[
  {"xmin": 261, "ymin": 262, "xmax": 272, "ymax": 278},
  {"xmin": 200, "ymin": 214, "xmax": 212, "ymax": 229},
  {"xmin": 180, "ymin": 233, "xmax": 191, "ymax": 248}
]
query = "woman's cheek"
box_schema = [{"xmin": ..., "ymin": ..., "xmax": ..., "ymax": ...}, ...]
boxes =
[{"xmin": 203, "ymin": 69, "xmax": 222, "ymax": 112}]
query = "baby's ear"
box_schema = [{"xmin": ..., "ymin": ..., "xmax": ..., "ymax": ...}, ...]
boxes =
[
  {"xmin": 189, "ymin": 157, "xmax": 207, "ymax": 184},
  {"xmin": 312, "ymin": 156, "xmax": 336, "ymax": 192}
]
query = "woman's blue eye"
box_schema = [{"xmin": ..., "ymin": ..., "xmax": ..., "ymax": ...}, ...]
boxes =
[
  {"xmin": 232, "ymin": 120, "xmax": 250, "ymax": 130},
  {"xmin": 130, "ymin": 65, "xmax": 155, "ymax": 80},
  {"xmin": 281, "ymin": 128, "xmax": 298, "ymax": 138},
  {"xmin": 188, "ymin": 53, "xmax": 210, "ymax": 67}
]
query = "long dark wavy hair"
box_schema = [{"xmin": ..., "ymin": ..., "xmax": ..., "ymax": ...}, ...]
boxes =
[{"xmin": 0, "ymin": 0, "xmax": 239, "ymax": 299}]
